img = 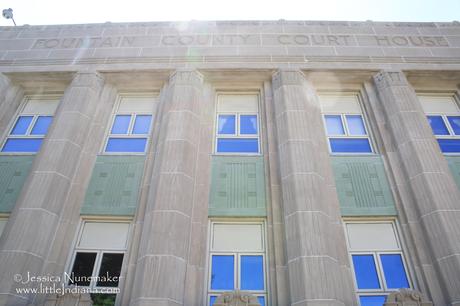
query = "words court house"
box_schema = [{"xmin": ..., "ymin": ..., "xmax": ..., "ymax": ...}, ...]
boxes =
[{"xmin": 0, "ymin": 20, "xmax": 459, "ymax": 306}]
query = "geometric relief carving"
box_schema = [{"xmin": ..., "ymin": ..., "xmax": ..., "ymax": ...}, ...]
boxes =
[
  {"xmin": 213, "ymin": 290, "xmax": 261, "ymax": 306},
  {"xmin": 209, "ymin": 156, "xmax": 266, "ymax": 217},
  {"xmin": 384, "ymin": 289, "xmax": 433, "ymax": 306},
  {"xmin": 0, "ymin": 155, "xmax": 34, "ymax": 213},
  {"xmin": 331, "ymin": 155, "xmax": 397, "ymax": 216},
  {"xmin": 81, "ymin": 155, "xmax": 146, "ymax": 216}
]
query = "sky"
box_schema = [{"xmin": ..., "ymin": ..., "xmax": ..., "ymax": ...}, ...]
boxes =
[{"xmin": 0, "ymin": 0, "xmax": 459, "ymax": 26}]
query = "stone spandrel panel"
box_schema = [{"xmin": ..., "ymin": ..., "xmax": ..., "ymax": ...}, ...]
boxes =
[
  {"xmin": 331, "ymin": 155, "xmax": 397, "ymax": 216},
  {"xmin": 446, "ymin": 156, "xmax": 460, "ymax": 190},
  {"xmin": 209, "ymin": 156, "xmax": 266, "ymax": 217},
  {"xmin": 81, "ymin": 155, "xmax": 145, "ymax": 216},
  {"xmin": 0, "ymin": 155, "xmax": 34, "ymax": 213}
]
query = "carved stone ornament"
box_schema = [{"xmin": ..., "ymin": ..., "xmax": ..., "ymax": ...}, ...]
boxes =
[
  {"xmin": 384, "ymin": 289, "xmax": 433, "ymax": 306},
  {"xmin": 213, "ymin": 290, "xmax": 261, "ymax": 306},
  {"xmin": 43, "ymin": 292, "xmax": 93, "ymax": 306}
]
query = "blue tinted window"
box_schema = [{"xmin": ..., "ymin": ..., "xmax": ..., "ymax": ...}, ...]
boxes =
[
  {"xmin": 1, "ymin": 138, "xmax": 43, "ymax": 153},
  {"xmin": 258, "ymin": 297, "xmax": 265, "ymax": 306},
  {"xmin": 211, "ymin": 255, "xmax": 234, "ymax": 290},
  {"xmin": 132, "ymin": 115, "xmax": 152, "ymax": 134},
  {"xmin": 240, "ymin": 115, "xmax": 258, "ymax": 134},
  {"xmin": 437, "ymin": 139, "xmax": 460, "ymax": 153},
  {"xmin": 241, "ymin": 255, "xmax": 264, "ymax": 290},
  {"xmin": 325, "ymin": 115, "xmax": 345, "ymax": 135},
  {"xmin": 31, "ymin": 116, "xmax": 53, "ymax": 135},
  {"xmin": 218, "ymin": 115, "xmax": 236, "ymax": 135},
  {"xmin": 346, "ymin": 115, "xmax": 367, "ymax": 135},
  {"xmin": 352, "ymin": 255, "xmax": 381, "ymax": 289},
  {"xmin": 106, "ymin": 138, "xmax": 147, "ymax": 152},
  {"xmin": 359, "ymin": 296, "xmax": 387, "ymax": 306},
  {"xmin": 217, "ymin": 138, "xmax": 259, "ymax": 153},
  {"xmin": 330, "ymin": 138, "xmax": 372, "ymax": 153},
  {"xmin": 210, "ymin": 296, "xmax": 217, "ymax": 306},
  {"xmin": 111, "ymin": 115, "xmax": 131, "ymax": 134},
  {"xmin": 447, "ymin": 116, "xmax": 460, "ymax": 135},
  {"xmin": 427, "ymin": 116, "xmax": 449, "ymax": 135},
  {"xmin": 11, "ymin": 116, "xmax": 33, "ymax": 135},
  {"xmin": 380, "ymin": 254, "xmax": 409, "ymax": 289}
]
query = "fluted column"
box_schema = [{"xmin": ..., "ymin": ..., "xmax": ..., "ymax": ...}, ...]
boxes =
[
  {"xmin": 271, "ymin": 70, "xmax": 356, "ymax": 305},
  {"xmin": 372, "ymin": 70, "xmax": 460, "ymax": 305},
  {"xmin": 0, "ymin": 72, "xmax": 106, "ymax": 305},
  {"xmin": 129, "ymin": 69, "xmax": 204, "ymax": 306},
  {"xmin": 0, "ymin": 73, "xmax": 24, "ymax": 137}
]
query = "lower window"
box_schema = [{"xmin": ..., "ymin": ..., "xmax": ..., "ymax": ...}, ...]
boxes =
[
  {"xmin": 68, "ymin": 221, "xmax": 130, "ymax": 292},
  {"xmin": 207, "ymin": 221, "xmax": 267, "ymax": 306},
  {"xmin": 344, "ymin": 221, "xmax": 411, "ymax": 306}
]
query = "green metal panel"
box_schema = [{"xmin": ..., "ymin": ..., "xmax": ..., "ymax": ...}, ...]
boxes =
[
  {"xmin": 331, "ymin": 156, "xmax": 397, "ymax": 216},
  {"xmin": 446, "ymin": 156, "xmax": 460, "ymax": 190},
  {"xmin": 209, "ymin": 156, "xmax": 266, "ymax": 217},
  {"xmin": 0, "ymin": 155, "xmax": 34, "ymax": 213},
  {"xmin": 81, "ymin": 155, "xmax": 146, "ymax": 216}
]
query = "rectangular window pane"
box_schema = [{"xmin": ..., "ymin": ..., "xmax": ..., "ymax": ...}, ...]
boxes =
[
  {"xmin": 437, "ymin": 139, "xmax": 460, "ymax": 153},
  {"xmin": 359, "ymin": 296, "xmax": 387, "ymax": 306},
  {"xmin": 352, "ymin": 255, "xmax": 381, "ymax": 289},
  {"xmin": 106, "ymin": 138, "xmax": 147, "ymax": 153},
  {"xmin": 329, "ymin": 138, "xmax": 372, "ymax": 153},
  {"xmin": 380, "ymin": 254, "xmax": 409, "ymax": 289},
  {"xmin": 1, "ymin": 138, "xmax": 43, "ymax": 153},
  {"xmin": 111, "ymin": 115, "xmax": 131, "ymax": 134},
  {"xmin": 218, "ymin": 115, "xmax": 236, "ymax": 134},
  {"xmin": 241, "ymin": 255, "xmax": 264, "ymax": 290},
  {"xmin": 211, "ymin": 255, "xmax": 234, "ymax": 290},
  {"xmin": 30, "ymin": 116, "xmax": 53, "ymax": 135},
  {"xmin": 427, "ymin": 115, "xmax": 450, "ymax": 135},
  {"xmin": 325, "ymin": 115, "xmax": 345, "ymax": 135},
  {"xmin": 240, "ymin": 115, "xmax": 258, "ymax": 135},
  {"xmin": 132, "ymin": 115, "xmax": 152, "ymax": 134},
  {"xmin": 210, "ymin": 296, "xmax": 218, "ymax": 306},
  {"xmin": 258, "ymin": 296, "xmax": 265, "ymax": 306},
  {"xmin": 447, "ymin": 116, "xmax": 460, "ymax": 135},
  {"xmin": 69, "ymin": 252, "xmax": 97, "ymax": 286},
  {"xmin": 346, "ymin": 115, "xmax": 367, "ymax": 135},
  {"xmin": 96, "ymin": 253, "xmax": 124, "ymax": 287},
  {"xmin": 217, "ymin": 138, "xmax": 259, "ymax": 153},
  {"xmin": 11, "ymin": 116, "xmax": 33, "ymax": 135}
]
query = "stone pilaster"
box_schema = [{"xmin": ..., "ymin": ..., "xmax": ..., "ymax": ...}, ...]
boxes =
[
  {"xmin": 271, "ymin": 70, "xmax": 356, "ymax": 305},
  {"xmin": 129, "ymin": 69, "xmax": 204, "ymax": 306},
  {"xmin": 372, "ymin": 70, "xmax": 460, "ymax": 305},
  {"xmin": 0, "ymin": 72, "xmax": 106, "ymax": 306},
  {"xmin": 0, "ymin": 73, "xmax": 24, "ymax": 138}
]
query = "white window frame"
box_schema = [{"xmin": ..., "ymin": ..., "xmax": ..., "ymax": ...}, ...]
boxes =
[
  {"xmin": 320, "ymin": 94, "xmax": 375, "ymax": 155},
  {"xmin": 343, "ymin": 220, "xmax": 413, "ymax": 303},
  {"xmin": 207, "ymin": 220, "xmax": 267, "ymax": 306},
  {"xmin": 103, "ymin": 94, "xmax": 157, "ymax": 155},
  {"xmin": 67, "ymin": 220, "xmax": 131, "ymax": 292},
  {"xmin": 420, "ymin": 94, "xmax": 460, "ymax": 155},
  {"xmin": 214, "ymin": 93, "xmax": 262, "ymax": 156},
  {"xmin": 0, "ymin": 95, "xmax": 60, "ymax": 155}
]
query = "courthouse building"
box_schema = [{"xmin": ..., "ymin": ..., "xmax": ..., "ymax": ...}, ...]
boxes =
[{"xmin": 0, "ymin": 20, "xmax": 460, "ymax": 306}]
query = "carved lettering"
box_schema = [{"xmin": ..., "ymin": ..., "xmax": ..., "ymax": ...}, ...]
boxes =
[
  {"xmin": 32, "ymin": 36, "xmax": 136, "ymax": 49},
  {"xmin": 278, "ymin": 34, "xmax": 353, "ymax": 46},
  {"xmin": 374, "ymin": 36, "xmax": 449, "ymax": 47}
]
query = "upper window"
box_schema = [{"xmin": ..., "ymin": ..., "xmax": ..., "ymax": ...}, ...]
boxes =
[
  {"xmin": 68, "ymin": 221, "xmax": 130, "ymax": 291},
  {"xmin": 1, "ymin": 97, "xmax": 59, "ymax": 153},
  {"xmin": 345, "ymin": 222, "xmax": 411, "ymax": 306},
  {"xmin": 208, "ymin": 222, "xmax": 266, "ymax": 306},
  {"xmin": 215, "ymin": 94, "xmax": 260, "ymax": 154},
  {"xmin": 419, "ymin": 95, "xmax": 460, "ymax": 153},
  {"xmin": 104, "ymin": 96, "xmax": 156, "ymax": 153},
  {"xmin": 320, "ymin": 95, "xmax": 373, "ymax": 154}
]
